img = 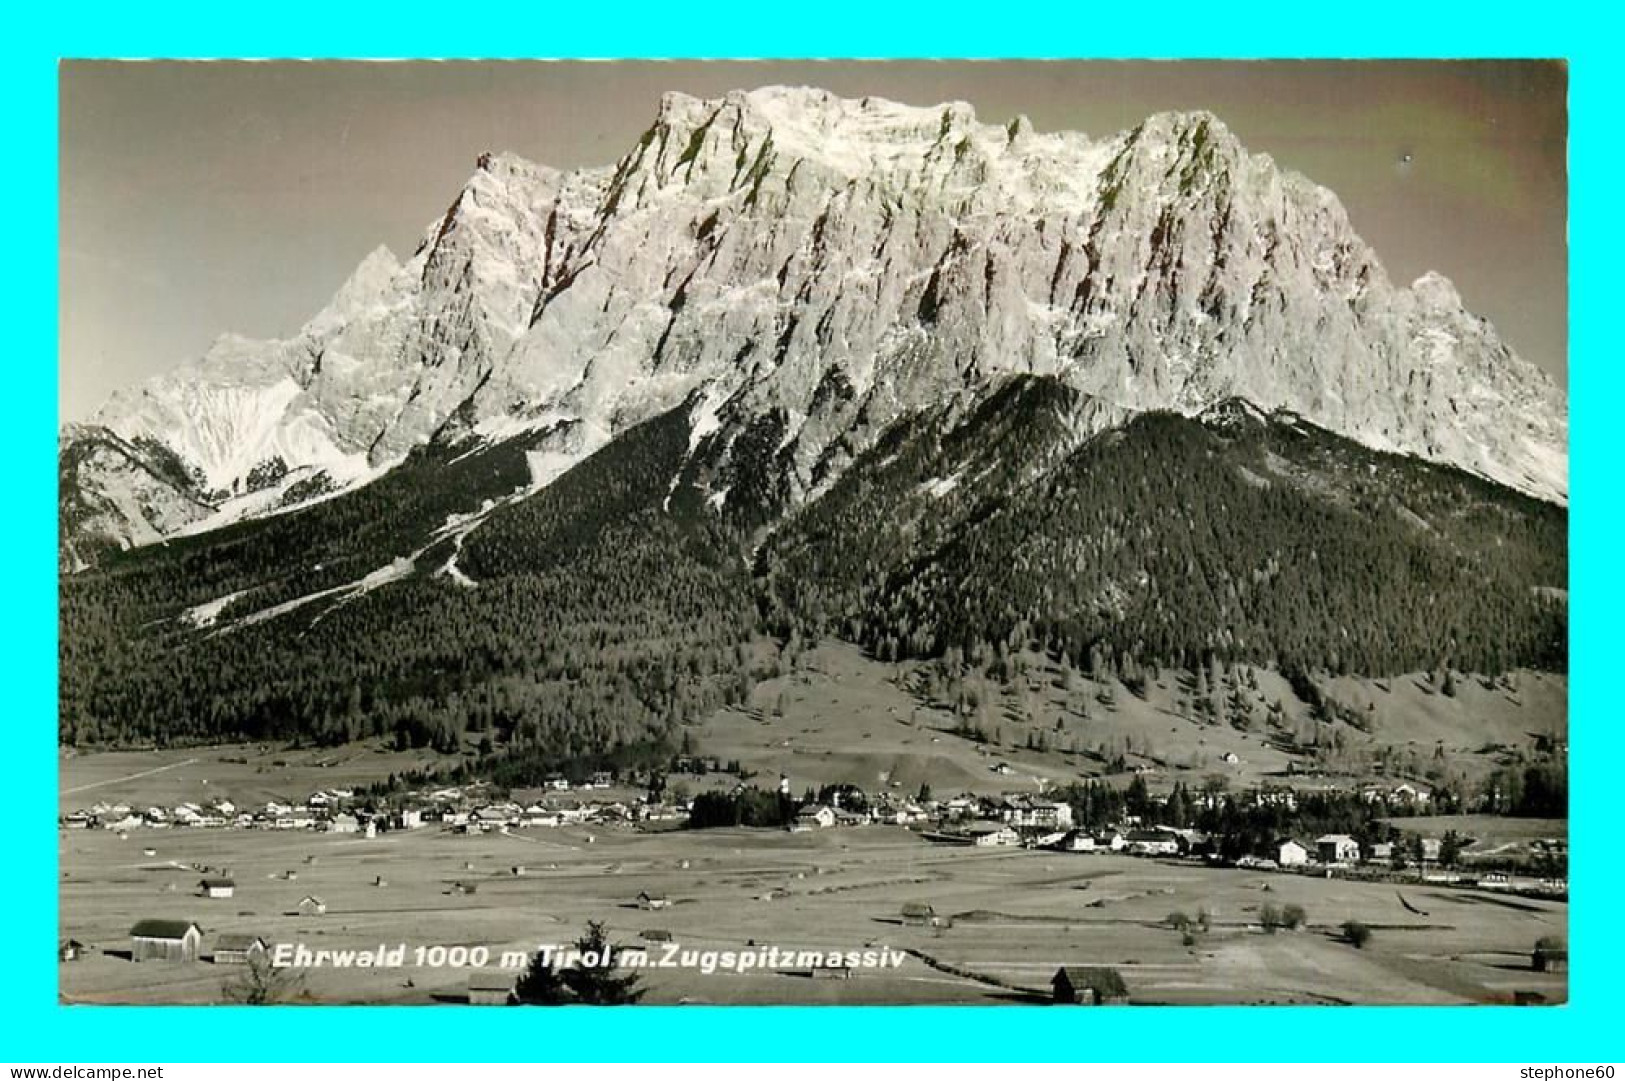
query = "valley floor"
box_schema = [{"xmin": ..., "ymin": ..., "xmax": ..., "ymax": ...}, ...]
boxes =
[{"xmin": 58, "ymin": 822, "xmax": 1566, "ymax": 1006}]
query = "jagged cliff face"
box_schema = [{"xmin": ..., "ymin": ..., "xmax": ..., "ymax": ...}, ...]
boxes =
[{"xmin": 64, "ymin": 87, "xmax": 1568, "ymax": 560}]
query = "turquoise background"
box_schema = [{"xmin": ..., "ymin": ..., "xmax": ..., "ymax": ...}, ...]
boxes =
[{"xmin": 8, "ymin": 0, "xmax": 1616, "ymax": 1061}]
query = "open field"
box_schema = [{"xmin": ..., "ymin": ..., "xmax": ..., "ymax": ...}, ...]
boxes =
[{"xmin": 59, "ymin": 822, "xmax": 1566, "ymax": 1006}]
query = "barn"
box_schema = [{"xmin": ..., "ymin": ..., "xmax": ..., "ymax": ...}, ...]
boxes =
[
  {"xmin": 467, "ymin": 969, "xmax": 516, "ymax": 1005},
  {"xmin": 213, "ymin": 933, "xmax": 268, "ymax": 965},
  {"xmin": 198, "ymin": 877, "xmax": 236, "ymax": 899},
  {"xmin": 1051, "ymin": 966, "xmax": 1130, "ymax": 1005},
  {"xmin": 130, "ymin": 919, "xmax": 203, "ymax": 962}
]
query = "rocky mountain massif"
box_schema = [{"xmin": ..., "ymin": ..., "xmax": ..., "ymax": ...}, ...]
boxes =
[
  {"xmin": 61, "ymin": 88, "xmax": 1565, "ymax": 567},
  {"xmin": 58, "ymin": 89, "xmax": 1567, "ymax": 766}
]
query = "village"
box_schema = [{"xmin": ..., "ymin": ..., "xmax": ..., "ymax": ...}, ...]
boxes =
[
  {"xmin": 57, "ymin": 748, "xmax": 1568, "ymax": 1008},
  {"xmin": 58, "ymin": 765, "xmax": 1568, "ymax": 892}
]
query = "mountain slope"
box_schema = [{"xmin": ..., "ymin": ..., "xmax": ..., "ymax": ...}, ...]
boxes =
[
  {"xmin": 758, "ymin": 380, "xmax": 1566, "ymax": 677},
  {"xmin": 60, "ymin": 373, "xmax": 1565, "ymax": 763},
  {"xmin": 61, "ymin": 88, "xmax": 1567, "ymax": 565}
]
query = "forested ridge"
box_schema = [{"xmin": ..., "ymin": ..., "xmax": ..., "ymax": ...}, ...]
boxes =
[
  {"xmin": 759, "ymin": 386, "xmax": 1566, "ymax": 678},
  {"xmin": 59, "ymin": 376, "xmax": 1567, "ymax": 776}
]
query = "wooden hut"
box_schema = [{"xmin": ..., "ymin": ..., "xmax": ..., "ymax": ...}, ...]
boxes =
[
  {"xmin": 900, "ymin": 902, "xmax": 935, "ymax": 926},
  {"xmin": 297, "ymin": 895, "xmax": 327, "ymax": 917},
  {"xmin": 1051, "ymin": 966, "xmax": 1130, "ymax": 1005},
  {"xmin": 58, "ymin": 938, "xmax": 86, "ymax": 962},
  {"xmin": 130, "ymin": 919, "xmax": 203, "ymax": 963},
  {"xmin": 467, "ymin": 968, "xmax": 516, "ymax": 1005},
  {"xmin": 212, "ymin": 933, "xmax": 268, "ymax": 965},
  {"xmin": 198, "ymin": 877, "xmax": 236, "ymax": 899},
  {"xmin": 1533, "ymin": 945, "xmax": 1569, "ymax": 973}
]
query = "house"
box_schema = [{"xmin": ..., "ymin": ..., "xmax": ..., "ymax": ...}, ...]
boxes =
[
  {"xmin": 1051, "ymin": 966, "xmax": 1129, "ymax": 1005},
  {"xmin": 1000, "ymin": 796, "xmax": 1074, "ymax": 831},
  {"xmin": 130, "ymin": 919, "xmax": 203, "ymax": 962},
  {"xmin": 297, "ymin": 895, "xmax": 327, "ymax": 917},
  {"xmin": 1060, "ymin": 831, "xmax": 1096, "ymax": 853},
  {"xmin": 58, "ymin": 938, "xmax": 87, "ymax": 962},
  {"xmin": 637, "ymin": 891, "xmax": 671, "ymax": 911},
  {"xmin": 795, "ymin": 804, "xmax": 836, "ymax": 830},
  {"xmin": 1276, "ymin": 840, "xmax": 1310, "ymax": 867},
  {"xmin": 900, "ymin": 902, "xmax": 935, "ymax": 927},
  {"xmin": 522, "ymin": 804, "xmax": 560, "ymax": 827},
  {"xmin": 212, "ymin": 933, "xmax": 269, "ymax": 965},
  {"xmin": 1420, "ymin": 837, "xmax": 1443, "ymax": 862},
  {"xmin": 1366, "ymin": 841, "xmax": 1394, "ymax": 863},
  {"xmin": 198, "ymin": 877, "xmax": 236, "ymax": 899},
  {"xmin": 1390, "ymin": 782, "xmax": 1431, "ymax": 806},
  {"xmin": 964, "ymin": 821, "xmax": 1019, "ymax": 847},
  {"xmin": 327, "ymin": 813, "xmax": 360, "ymax": 834},
  {"xmin": 1124, "ymin": 828, "xmax": 1181, "ymax": 857},
  {"xmin": 467, "ymin": 968, "xmax": 517, "ymax": 1005},
  {"xmin": 1316, "ymin": 834, "xmax": 1361, "ymax": 864}
]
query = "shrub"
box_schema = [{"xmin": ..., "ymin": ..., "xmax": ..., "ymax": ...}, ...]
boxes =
[
  {"xmin": 1166, "ymin": 911, "xmax": 1192, "ymax": 931},
  {"xmin": 1259, "ymin": 903, "xmax": 1282, "ymax": 933},
  {"xmin": 1281, "ymin": 904, "xmax": 1307, "ymax": 930},
  {"xmin": 1341, "ymin": 920, "xmax": 1372, "ymax": 948}
]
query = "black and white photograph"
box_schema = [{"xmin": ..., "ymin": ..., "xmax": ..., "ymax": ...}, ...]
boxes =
[{"xmin": 57, "ymin": 59, "xmax": 1568, "ymax": 1007}]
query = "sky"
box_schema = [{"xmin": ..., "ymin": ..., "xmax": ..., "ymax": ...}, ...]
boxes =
[{"xmin": 58, "ymin": 60, "xmax": 1568, "ymax": 422}]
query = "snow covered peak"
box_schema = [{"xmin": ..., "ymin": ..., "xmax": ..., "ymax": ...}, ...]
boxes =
[
  {"xmin": 63, "ymin": 87, "xmax": 1569, "ymax": 562},
  {"xmin": 300, "ymin": 245, "xmax": 402, "ymax": 340},
  {"xmin": 1411, "ymin": 270, "xmax": 1465, "ymax": 310}
]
